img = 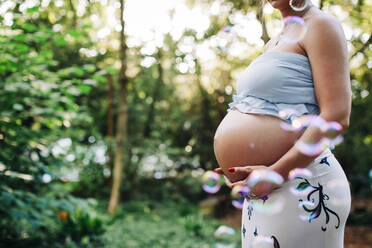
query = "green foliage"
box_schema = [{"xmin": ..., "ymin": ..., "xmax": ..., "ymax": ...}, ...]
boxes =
[
  {"xmin": 103, "ymin": 199, "xmax": 240, "ymax": 248},
  {"xmin": 183, "ymin": 214, "xmax": 204, "ymax": 237},
  {"xmin": 57, "ymin": 205, "xmax": 104, "ymax": 243},
  {"xmin": 347, "ymin": 209, "xmax": 372, "ymax": 226},
  {"xmin": 0, "ymin": 2, "xmax": 109, "ymax": 245}
]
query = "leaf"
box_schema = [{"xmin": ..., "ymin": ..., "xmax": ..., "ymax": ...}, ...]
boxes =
[
  {"xmin": 81, "ymin": 24, "xmax": 93, "ymax": 29},
  {"xmin": 10, "ymin": 209, "xmax": 27, "ymax": 220},
  {"xmin": 68, "ymin": 30, "xmax": 83, "ymax": 38},
  {"xmin": 13, "ymin": 103, "xmax": 24, "ymax": 111},
  {"xmin": 92, "ymin": 75, "xmax": 107, "ymax": 84},
  {"xmin": 26, "ymin": 6, "xmax": 39, "ymax": 14},
  {"xmin": 1, "ymin": 192, "xmax": 15, "ymax": 205},
  {"xmin": 309, "ymin": 204, "xmax": 321, "ymax": 221},
  {"xmin": 73, "ymin": 67, "xmax": 85, "ymax": 77},
  {"xmin": 21, "ymin": 23, "xmax": 37, "ymax": 32},
  {"xmin": 83, "ymin": 64, "xmax": 96, "ymax": 73},
  {"xmin": 106, "ymin": 67, "xmax": 119, "ymax": 75},
  {"xmin": 78, "ymin": 85, "xmax": 92, "ymax": 94},
  {"xmin": 55, "ymin": 37, "xmax": 67, "ymax": 46}
]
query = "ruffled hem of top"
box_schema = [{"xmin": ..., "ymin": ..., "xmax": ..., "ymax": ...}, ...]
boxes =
[{"xmin": 227, "ymin": 94, "xmax": 319, "ymax": 123}]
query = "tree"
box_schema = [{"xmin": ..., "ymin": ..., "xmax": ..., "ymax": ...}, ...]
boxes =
[{"xmin": 108, "ymin": 0, "xmax": 129, "ymax": 214}]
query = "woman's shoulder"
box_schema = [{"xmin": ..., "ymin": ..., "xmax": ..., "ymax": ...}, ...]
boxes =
[
  {"xmin": 303, "ymin": 10, "xmax": 347, "ymax": 48},
  {"xmin": 306, "ymin": 11, "xmax": 344, "ymax": 37}
]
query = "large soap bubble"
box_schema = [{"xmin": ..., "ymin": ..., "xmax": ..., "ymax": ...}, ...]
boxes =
[
  {"xmin": 279, "ymin": 112, "xmax": 345, "ymax": 155},
  {"xmin": 231, "ymin": 184, "xmax": 250, "ymax": 209},
  {"xmin": 282, "ymin": 16, "xmax": 307, "ymax": 44},
  {"xmin": 246, "ymin": 170, "xmax": 284, "ymax": 190},
  {"xmin": 252, "ymin": 235, "xmax": 279, "ymax": 248},
  {"xmin": 202, "ymin": 171, "xmax": 221, "ymax": 194},
  {"xmin": 251, "ymin": 195, "xmax": 286, "ymax": 215}
]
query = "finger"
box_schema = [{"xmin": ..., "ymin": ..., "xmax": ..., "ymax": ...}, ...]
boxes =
[
  {"xmin": 229, "ymin": 166, "xmax": 255, "ymax": 174},
  {"xmin": 223, "ymin": 176, "xmax": 234, "ymax": 188},
  {"xmin": 213, "ymin": 168, "xmax": 224, "ymax": 175},
  {"xmin": 230, "ymin": 178, "xmax": 249, "ymax": 186}
]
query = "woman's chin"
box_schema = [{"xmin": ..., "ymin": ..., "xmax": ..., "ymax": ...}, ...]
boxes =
[
  {"xmin": 269, "ymin": 2, "xmax": 280, "ymax": 9},
  {"xmin": 268, "ymin": 0, "xmax": 286, "ymax": 10}
]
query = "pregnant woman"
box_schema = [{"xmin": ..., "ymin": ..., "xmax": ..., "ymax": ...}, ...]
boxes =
[{"xmin": 213, "ymin": 0, "xmax": 352, "ymax": 247}]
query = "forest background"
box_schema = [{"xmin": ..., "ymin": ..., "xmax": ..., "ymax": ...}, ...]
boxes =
[{"xmin": 0, "ymin": 0, "xmax": 371, "ymax": 247}]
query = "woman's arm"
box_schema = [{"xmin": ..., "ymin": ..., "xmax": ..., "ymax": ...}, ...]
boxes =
[{"xmin": 270, "ymin": 14, "xmax": 352, "ymax": 180}]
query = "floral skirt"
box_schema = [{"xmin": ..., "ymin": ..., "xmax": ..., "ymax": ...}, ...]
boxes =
[{"xmin": 241, "ymin": 149, "xmax": 351, "ymax": 248}]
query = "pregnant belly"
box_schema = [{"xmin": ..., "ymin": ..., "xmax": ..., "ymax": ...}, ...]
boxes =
[{"xmin": 213, "ymin": 109, "xmax": 301, "ymax": 183}]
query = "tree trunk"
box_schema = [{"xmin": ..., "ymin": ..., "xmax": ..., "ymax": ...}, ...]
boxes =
[
  {"xmin": 320, "ymin": 0, "xmax": 325, "ymax": 9},
  {"xmin": 107, "ymin": 74, "xmax": 114, "ymax": 186},
  {"xmin": 195, "ymin": 60, "xmax": 214, "ymax": 170},
  {"xmin": 108, "ymin": 0, "xmax": 128, "ymax": 215}
]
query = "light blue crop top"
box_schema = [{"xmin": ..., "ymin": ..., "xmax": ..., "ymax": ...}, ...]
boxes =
[{"xmin": 227, "ymin": 51, "xmax": 320, "ymax": 122}]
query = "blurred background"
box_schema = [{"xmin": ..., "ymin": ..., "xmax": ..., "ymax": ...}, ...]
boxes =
[{"xmin": 0, "ymin": 0, "xmax": 371, "ymax": 247}]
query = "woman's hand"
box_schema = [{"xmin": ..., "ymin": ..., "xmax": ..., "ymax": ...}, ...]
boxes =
[
  {"xmin": 215, "ymin": 166, "xmax": 283, "ymax": 199},
  {"xmin": 213, "ymin": 168, "xmax": 235, "ymax": 189}
]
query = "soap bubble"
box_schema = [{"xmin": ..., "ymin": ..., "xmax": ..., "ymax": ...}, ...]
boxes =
[
  {"xmin": 252, "ymin": 235, "xmax": 275, "ymax": 247},
  {"xmin": 280, "ymin": 118, "xmax": 304, "ymax": 132},
  {"xmin": 295, "ymin": 134, "xmax": 344, "ymax": 156},
  {"xmin": 288, "ymin": 168, "xmax": 313, "ymax": 181},
  {"xmin": 324, "ymin": 135, "xmax": 344, "ymax": 147},
  {"xmin": 251, "ymin": 195, "xmax": 285, "ymax": 215},
  {"xmin": 298, "ymin": 200, "xmax": 317, "ymax": 222},
  {"xmin": 278, "ymin": 108, "xmax": 301, "ymax": 120},
  {"xmin": 304, "ymin": 115, "xmax": 328, "ymax": 129},
  {"xmin": 282, "ymin": 16, "xmax": 307, "ymax": 44},
  {"xmin": 247, "ymin": 170, "xmax": 284, "ymax": 189},
  {"xmin": 295, "ymin": 140, "xmax": 328, "ymax": 156},
  {"xmin": 321, "ymin": 122, "xmax": 342, "ymax": 138},
  {"xmin": 216, "ymin": 25, "xmax": 236, "ymax": 55},
  {"xmin": 280, "ymin": 115, "xmax": 344, "ymax": 155},
  {"xmin": 218, "ymin": 25, "xmax": 233, "ymax": 34},
  {"xmin": 298, "ymin": 200, "xmax": 316, "ymax": 209},
  {"xmin": 214, "ymin": 225, "xmax": 236, "ymax": 237},
  {"xmin": 202, "ymin": 171, "xmax": 221, "ymax": 194},
  {"xmin": 215, "ymin": 243, "xmax": 236, "ymax": 248},
  {"xmin": 279, "ymin": 114, "xmax": 324, "ymax": 133},
  {"xmin": 289, "ymin": 0, "xmax": 307, "ymax": 11},
  {"xmin": 231, "ymin": 185, "xmax": 250, "ymax": 210}
]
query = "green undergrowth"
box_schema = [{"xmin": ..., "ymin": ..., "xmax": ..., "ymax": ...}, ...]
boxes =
[{"xmin": 102, "ymin": 199, "xmax": 241, "ymax": 248}]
